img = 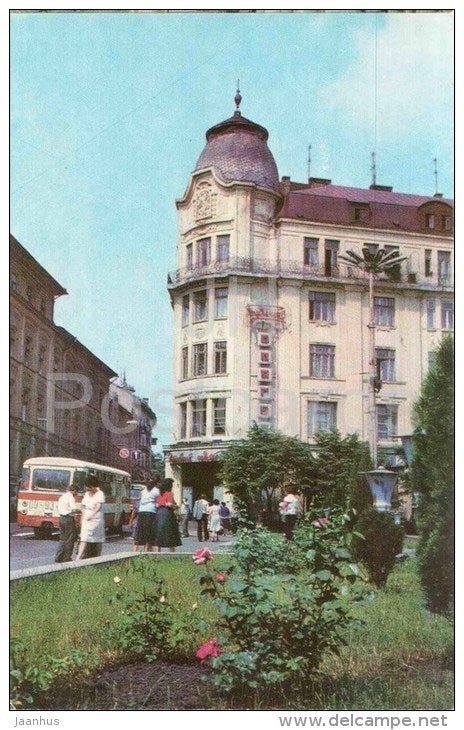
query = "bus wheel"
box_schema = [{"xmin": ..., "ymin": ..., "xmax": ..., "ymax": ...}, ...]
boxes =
[{"xmin": 34, "ymin": 524, "xmax": 53, "ymax": 539}]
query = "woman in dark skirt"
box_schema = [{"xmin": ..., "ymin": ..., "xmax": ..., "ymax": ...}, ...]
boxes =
[{"xmin": 155, "ymin": 478, "xmax": 182, "ymax": 552}]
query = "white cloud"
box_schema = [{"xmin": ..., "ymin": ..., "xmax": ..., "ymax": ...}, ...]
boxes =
[{"xmin": 319, "ymin": 12, "xmax": 453, "ymax": 144}]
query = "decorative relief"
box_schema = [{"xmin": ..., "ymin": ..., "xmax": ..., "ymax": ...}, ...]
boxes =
[
  {"xmin": 182, "ymin": 333, "xmax": 188, "ymax": 344},
  {"xmin": 253, "ymin": 197, "xmax": 273, "ymax": 221},
  {"xmin": 195, "ymin": 188, "xmax": 212, "ymax": 220},
  {"xmin": 216, "ymin": 325, "xmax": 225, "ymax": 338},
  {"xmin": 194, "ymin": 326, "xmax": 206, "ymax": 340}
]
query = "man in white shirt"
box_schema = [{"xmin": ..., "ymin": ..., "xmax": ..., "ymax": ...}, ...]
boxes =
[
  {"xmin": 280, "ymin": 487, "xmax": 301, "ymax": 541},
  {"xmin": 192, "ymin": 495, "xmax": 210, "ymax": 541},
  {"xmin": 55, "ymin": 484, "xmax": 78, "ymax": 563}
]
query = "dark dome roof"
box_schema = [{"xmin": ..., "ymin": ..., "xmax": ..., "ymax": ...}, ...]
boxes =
[{"xmin": 195, "ymin": 110, "xmax": 280, "ymax": 193}]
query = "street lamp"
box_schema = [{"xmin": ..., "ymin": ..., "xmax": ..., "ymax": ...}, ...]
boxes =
[{"xmin": 362, "ymin": 466, "xmax": 398, "ymax": 512}]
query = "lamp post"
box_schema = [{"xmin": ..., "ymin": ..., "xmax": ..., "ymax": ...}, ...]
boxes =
[{"xmin": 362, "ymin": 465, "xmax": 398, "ymax": 512}]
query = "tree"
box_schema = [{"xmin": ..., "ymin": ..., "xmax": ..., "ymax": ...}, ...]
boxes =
[
  {"xmin": 312, "ymin": 430, "xmax": 373, "ymax": 513},
  {"xmin": 219, "ymin": 424, "xmax": 316, "ymax": 523},
  {"xmin": 410, "ymin": 335, "xmax": 454, "ymax": 616}
]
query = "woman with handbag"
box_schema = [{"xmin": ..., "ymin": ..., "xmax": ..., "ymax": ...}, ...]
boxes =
[{"xmin": 155, "ymin": 478, "xmax": 182, "ymax": 552}]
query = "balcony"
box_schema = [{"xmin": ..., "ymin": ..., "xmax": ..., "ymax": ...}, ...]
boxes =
[{"xmin": 167, "ymin": 256, "xmax": 453, "ymax": 291}]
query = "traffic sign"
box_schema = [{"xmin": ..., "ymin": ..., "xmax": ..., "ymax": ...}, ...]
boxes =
[{"xmin": 119, "ymin": 447, "xmax": 130, "ymax": 459}]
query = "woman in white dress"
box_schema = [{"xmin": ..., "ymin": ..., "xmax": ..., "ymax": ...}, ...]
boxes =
[
  {"xmin": 76, "ymin": 477, "xmax": 106, "ymax": 559},
  {"xmin": 208, "ymin": 499, "xmax": 221, "ymax": 542}
]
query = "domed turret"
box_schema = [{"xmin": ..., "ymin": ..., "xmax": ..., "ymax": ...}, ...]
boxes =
[{"xmin": 194, "ymin": 87, "xmax": 279, "ymax": 193}]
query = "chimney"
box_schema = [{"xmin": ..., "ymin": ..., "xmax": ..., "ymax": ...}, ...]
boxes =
[
  {"xmin": 369, "ymin": 184, "xmax": 393, "ymax": 192},
  {"xmin": 434, "ymin": 192, "xmax": 443, "ymax": 199},
  {"xmin": 280, "ymin": 175, "xmax": 291, "ymax": 195},
  {"xmin": 308, "ymin": 177, "xmax": 332, "ymax": 188}
]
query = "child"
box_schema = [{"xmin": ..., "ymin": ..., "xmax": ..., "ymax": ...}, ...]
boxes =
[{"xmin": 208, "ymin": 499, "xmax": 221, "ymax": 542}]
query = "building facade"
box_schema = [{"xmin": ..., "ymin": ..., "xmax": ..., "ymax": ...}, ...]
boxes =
[
  {"xmin": 109, "ymin": 377, "xmax": 157, "ymax": 482},
  {"xmin": 165, "ymin": 95, "xmax": 454, "ymax": 503},
  {"xmin": 10, "ymin": 236, "xmax": 157, "ymax": 489}
]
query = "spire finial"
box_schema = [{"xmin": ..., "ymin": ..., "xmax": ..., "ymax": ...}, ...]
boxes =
[{"xmin": 234, "ymin": 80, "xmax": 242, "ymax": 113}]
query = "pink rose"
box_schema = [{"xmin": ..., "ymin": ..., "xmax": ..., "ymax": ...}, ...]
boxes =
[
  {"xmin": 196, "ymin": 637, "xmax": 222, "ymax": 665},
  {"xmin": 193, "ymin": 547, "xmax": 213, "ymax": 565},
  {"xmin": 313, "ymin": 517, "xmax": 330, "ymax": 528},
  {"xmin": 215, "ymin": 572, "xmax": 226, "ymax": 583}
]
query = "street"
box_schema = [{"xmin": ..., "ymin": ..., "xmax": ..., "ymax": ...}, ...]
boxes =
[{"xmin": 9, "ymin": 522, "xmax": 233, "ymax": 573}]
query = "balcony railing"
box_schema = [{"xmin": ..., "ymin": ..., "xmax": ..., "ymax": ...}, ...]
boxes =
[{"xmin": 167, "ymin": 256, "xmax": 453, "ymax": 290}]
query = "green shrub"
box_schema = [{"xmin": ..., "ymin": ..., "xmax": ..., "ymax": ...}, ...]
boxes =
[
  {"xmin": 195, "ymin": 511, "xmax": 368, "ymax": 697},
  {"xmin": 106, "ymin": 557, "xmax": 192, "ymax": 662},
  {"xmin": 353, "ymin": 509, "xmax": 404, "ymax": 587},
  {"xmin": 10, "ymin": 638, "xmax": 95, "ymax": 709}
]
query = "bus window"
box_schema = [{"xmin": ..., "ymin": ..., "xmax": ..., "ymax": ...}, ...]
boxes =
[
  {"xmin": 32, "ymin": 469, "xmax": 71, "ymax": 492},
  {"xmin": 21, "ymin": 467, "xmax": 31, "ymax": 490},
  {"xmin": 72, "ymin": 470, "xmax": 88, "ymax": 494}
]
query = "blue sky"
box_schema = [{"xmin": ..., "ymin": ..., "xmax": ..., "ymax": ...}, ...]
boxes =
[{"xmin": 10, "ymin": 10, "xmax": 454, "ymax": 447}]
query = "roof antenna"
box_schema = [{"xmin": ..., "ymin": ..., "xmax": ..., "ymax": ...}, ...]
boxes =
[
  {"xmin": 371, "ymin": 151, "xmax": 377, "ymax": 187},
  {"xmin": 433, "ymin": 157, "xmax": 438, "ymax": 195},
  {"xmin": 307, "ymin": 144, "xmax": 312, "ymax": 182},
  {"xmin": 234, "ymin": 80, "xmax": 242, "ymax": 114}
]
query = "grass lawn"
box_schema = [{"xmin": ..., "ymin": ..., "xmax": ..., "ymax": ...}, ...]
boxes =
[{"xmin": 10, "ymin": 554, "xmax": 453, "ymax": 710}]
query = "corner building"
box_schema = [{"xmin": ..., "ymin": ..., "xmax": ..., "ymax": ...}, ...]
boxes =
[{"xmin": 165, "ymin": 95, "xmax": 453, "ymax": 505}]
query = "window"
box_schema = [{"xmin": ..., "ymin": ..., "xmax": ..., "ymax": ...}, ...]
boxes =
[
  {"xmin": 193, "ymin": 343, "xmax": 207, "ymax": 377},
  {"xmin": 21, "ymin": 387, "xmax": 30, "ymax": 422},
  {"xmin": 442, "ymin": 215, "xmax": 452, "ymax": 231},
  {"xmin": 38, "ymin": 343, "xmax": 48, "ymax": 374},
  {"xmin": 181, "ymin": 346, "xmax": 189, "ymax": 379},
  {"xmin": 425, "ymin": 213, "xmax": 435, "ymax": 229},
  {"xmin": 354, "ymin": 207, "xmax": 361, "ymax": 221},
  {"xmin": 24, "ymin": 334, "xmax": 33, "ymax": 366},
  {"xmin": 186, "ymin": 243, "xmax": 193, "ymax": 270},
  {"xmin": 191, "ymin": 399, "xmax": 207, "ymax": 437},
  {"xmin": 310, "ymin": 344, "xmax": 335, "ymax": 378},
  {"xmin": 197, "ymin": 237, "xmax": 211, "ymax": 267},
  {"xmin": 324, "ymin": 240, "xmax": 339, "ymax": 277},
  {"xmin": 375, "ymin": 348, "xmax": 396, "ymax": 382},
  {"xmin": 425, "ymin": 249, "xmax": 433, "ymax": 277},
  {"xmin": 26, "ymin": 286, "xmax": 33, "ymax": 302},
  {"xmin": 307, "ymin": 401, "xmax": 337, "ymax": 437},
  {"xmin": 182, "ymin": 294, "xmax": 190, "ymax": 326},
  {"xmin": 437, "ymin": 251, "xmax": 451, "ymax": 284},
  {"xmin": 214, "ymin": 287, "xmax": 228, "ymax": 318},
  {"xmin": 217, "ymin": 235, "xmax": 230, "ymax": 262},
  {"xmin": 214, "ymin": 341, "xmax": 227, "ymax": 374},
  {"xmin": 426, "ymin": 299, "xmax": 436, "ymax": 329},
  {"xmin": 180, "ymin": 402, "xmax": 187, "ymax": 439},
  {"xmin": 309, "ymin": 291, "xmax": 335, "ymax": 322},
  {"xmin": 377, "ymin": 404, "xmax": 398, "ymax": 440},
  {"xmin": 428, "ymin": 351, "xmax": 437, "ymax": 371},
  {"xmin": 441, "ymin": 300, "xmax": 454, "ymax": 330},
  {"xmin": 213, "ymin": 398, "xmax": 226, "ymax": 435},
  {"xmin": 193, "ymin": 290, "xmax": 208, "ymax": 322},
  {"xmin": 32, "ymin": 468, "xmax": 71, "ymax": 492},
  {"xmin": 11, "ymin": 273, "xmax": 18, "ymax": 292},
  {"xmin": 304, "ymin": 237, "xmax": 319, "ymax": 266},
  {"xmin": 374, "ymin": 296, "xmax": 395, "ymax": 326},
  {"xmin": 10, "ymin": 317, "xmax": 18, "ymax": 356},
  {"xmin": 384, "ymin": 245, "xmax": 401, "ymax": 281},
  {"xmin": 40, "ymin": 298, "xmax": 46, "ymax": 316}
]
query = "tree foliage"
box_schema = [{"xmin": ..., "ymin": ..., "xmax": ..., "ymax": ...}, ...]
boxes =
[
  {"xmin": 219, "ymin": 424, "xmax": 316, "ymax": 521},
  {"xmin": 410, "ymin": 334, "xmax": 454, "ymax": 616},
  {"xmin": 312, "ymin": 430, "xmax": 373, "ymax": 513},
  {"xmin": 352, "ymin": 508, "xmax": 404, "ymax": 587}
]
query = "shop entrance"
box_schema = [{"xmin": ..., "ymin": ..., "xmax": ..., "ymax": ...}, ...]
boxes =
[{"xmin": 180, "ymin": 462, "xmax": 221, "ymax": 505}]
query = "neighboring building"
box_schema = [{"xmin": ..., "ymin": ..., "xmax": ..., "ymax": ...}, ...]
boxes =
[
  {"xmin": 109, "ymin": 376, "xmax": 157, "ymax": 482},
  {"xmin": 165, "ymin": 92, "xmax": 454, "ymax": 503},
  {"xmin": 10, "ymin": 235, "xmax": 116, "ymax": 485}
]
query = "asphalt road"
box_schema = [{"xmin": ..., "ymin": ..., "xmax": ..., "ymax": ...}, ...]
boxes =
[{"xmin": 9, "ymin": 522, "xmax": 233, "ymax": 572}]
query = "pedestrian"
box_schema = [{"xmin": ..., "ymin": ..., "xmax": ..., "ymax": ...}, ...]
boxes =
[
  {"xmin": 155, "ymin": 478, "xmax": 182, "ymax": 552},
  {"xmin": 133, "ymin": 477, "xmax": 160, "ymax": 553},
  {"xmin": 179, "ymin": 497, "xmax": 190, "ymax": 537},
  {"xmin": 208, "ymin": 499, "xmax": 221, "ymax": 542},
  {"xmin": 76, "ymin": 476, "xmax": 106, "ymax": 559},
  {"xmin": 219, "ymin": 501, "xmax": 231, "ymax": 536},
  {"xmin": 54, "ymin": 483, "xmax": 79, "ymax": 562},
  {"xmin": 192, "ymin": 494, "xmax": 210, "ymax": 542},
  {"xmin": 128, "ymin": 493, "xmax": 141, "ymax": 542},
  {"xmin": 279, "ymin": 486, "xmax": 301, "ymax": 541}
]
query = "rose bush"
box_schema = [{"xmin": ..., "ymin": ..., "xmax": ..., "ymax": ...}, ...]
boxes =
[{"xmin": 195, "ymin": 509, "xmax": 369, "ymax": 698}]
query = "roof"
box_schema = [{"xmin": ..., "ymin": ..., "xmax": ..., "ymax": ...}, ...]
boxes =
[
  {"xmin": 55, "ymin": 326, "xmax": 118, "ymax": 379},
  {"xmin": 278, "ymin": 183, "xmax": 454, "ymax": 234},
  {"xmin": 10, "ymin": 234, "xmax": 68, "ymax": 296},
  {"xmin": 195, "ymin": 110, "xmax": 280, "ymax": 193},
  {"xmin": 23, "ymin": 457, "xmax": 130, "ymax": 476}
]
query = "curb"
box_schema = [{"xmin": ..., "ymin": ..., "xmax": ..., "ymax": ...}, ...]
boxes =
[{"xmin": 10, "ymin": 546, "xmax": 233, "ymax": 582}]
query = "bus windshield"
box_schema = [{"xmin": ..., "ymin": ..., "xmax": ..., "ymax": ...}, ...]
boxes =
[{"xmin": 31, "ymin": 468, "xmax": 71, "ymax": 492}]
